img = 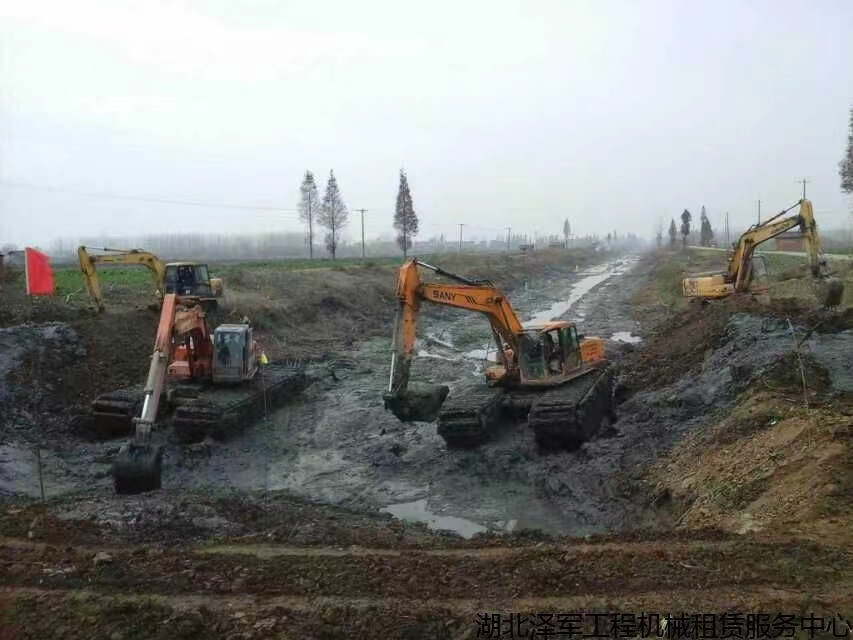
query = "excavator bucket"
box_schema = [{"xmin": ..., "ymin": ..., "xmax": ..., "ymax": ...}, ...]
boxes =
[
  {"xmin": 816, "ymin": 276, "xmax": 844, "ymax": 308},
  {"xmin": 111, "ymin": 443, "xmax": 164, "ymax": 495},
  {"xmin": 383, "ymin": 384, "xmax": 450, "ymax": 423}
]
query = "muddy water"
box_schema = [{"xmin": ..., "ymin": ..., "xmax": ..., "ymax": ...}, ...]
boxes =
[{"xmin": 155, "ymin": 256, "xmax": 647, "ymax": 538}]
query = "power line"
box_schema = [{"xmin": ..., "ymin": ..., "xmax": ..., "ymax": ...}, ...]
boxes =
[{"xmin": 0, "ymin": 179, "xmax": 303, "ymax": 213}]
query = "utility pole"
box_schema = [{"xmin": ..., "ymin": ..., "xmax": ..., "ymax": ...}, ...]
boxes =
[
  {"xmin": 757, "ymin": 200, "xmax": 761, "ymax": 225},
  {"xmin": 725, "ymin": 211, "xmax": 730, "ymax": 247},
  {"xmin": 355, "ymin": 208, "xmax": 367, "ymax": 259},
  {"xmin": 505, "ymin": 226, "xmax": 511, "ymax": 252},
  {"xmin": 458, "ymin": 223, "xmax": 465, "ymax": 253},
  {"xmin": 799, "ymin": 178, "xmax": 809, "ymax": 199}
]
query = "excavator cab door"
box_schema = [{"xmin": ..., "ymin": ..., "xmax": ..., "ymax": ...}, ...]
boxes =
[
  {"xmin": 212, "ymin": 327, "xmax": 247, "ymax": 384},
  {"xmin": 560, "ymin": 326, "xmax": 582, "ymax": 372},
  {"xmin": 518, "ymin": 331, "xmax": 547, "ymax": 382}
]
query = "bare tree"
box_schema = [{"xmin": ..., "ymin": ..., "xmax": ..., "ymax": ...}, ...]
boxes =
[
  {"xmin": 298, "ymin": 171, "xmax": 319, "ymax": 259},
  {"xmin": 562, "ymin": 219, "xmax": 571, "ymax": 247},
  {"xmin": 317, "ymin": 170, "xmax": 349, "ymax": 260}
]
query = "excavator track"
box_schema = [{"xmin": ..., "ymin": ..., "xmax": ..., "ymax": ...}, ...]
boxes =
[
  {"xmin": 526, "ymin": 367, "xmax": 615, "ymax": 451},
  {"xmin": 436, "ymin": 385, "xmax": 506, "ymax": 448},
  {"xmin": 170, "ymin": 364, "xmax": 309, "ymax": 444},
  {"xmin": 81, "ymin": 390, "xmax": 144, "ymax": 439}
]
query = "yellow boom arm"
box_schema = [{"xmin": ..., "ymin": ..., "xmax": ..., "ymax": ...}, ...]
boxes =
[
  {"xmin": 682, "ymin": 199, "xmax": 841, "ymax": 303},
  {"xmin": 727, "ymin": 198, "xmax": 828, "ymax": 291},
  {"xmin": 78, "ymin": 246, "xmax": 165, "ymax": 311},
  {"xmin": 387, "ymin": 258, "xmax": 524, "ymax": 396}
]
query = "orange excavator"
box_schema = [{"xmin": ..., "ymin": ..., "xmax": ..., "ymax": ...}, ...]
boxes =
[
  {"xmin": 383, "ymin": 258, "xmax": 616, "ymax": 450},
  {"xmin": 106, "ymin": 293, "xmax": 306, "ymax": 494}
]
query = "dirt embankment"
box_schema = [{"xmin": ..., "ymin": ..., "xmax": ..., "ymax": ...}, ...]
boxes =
[{"xmin": 618, "ymin": 250, "xmax": 853, "ymax": 548}]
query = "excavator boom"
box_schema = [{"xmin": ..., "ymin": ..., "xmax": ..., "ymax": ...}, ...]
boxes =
[
  {"xmin": 78, "ymin": 246, "xmax": 165, "ymax": 312},
  {"xmin": 387, "ymin": 259, "xmax": 523, "ymax": 406}
]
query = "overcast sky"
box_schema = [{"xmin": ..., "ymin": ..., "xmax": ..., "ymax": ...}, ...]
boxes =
[{"xmin": 1, "ymin": 0, "xmax": 852, "ymax": 248}]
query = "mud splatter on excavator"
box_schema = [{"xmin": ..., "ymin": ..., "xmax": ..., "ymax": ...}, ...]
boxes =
[{"xmin": 382, "ymin": 258, "xmax": 616, "ymax": 450}]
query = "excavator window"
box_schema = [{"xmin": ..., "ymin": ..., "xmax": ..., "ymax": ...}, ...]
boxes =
[
  {"xmin": 519, "ymin": 333, "xmax": 545, "ymax": 379},
  {"xmin": 543, "ymin": 330, "xmax": 562, "ymax": 375}
]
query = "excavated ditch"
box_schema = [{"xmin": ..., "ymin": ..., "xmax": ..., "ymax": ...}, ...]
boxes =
[{"xmin": 4, "ymin": 253, "xmax": 852, "ymax": 541}]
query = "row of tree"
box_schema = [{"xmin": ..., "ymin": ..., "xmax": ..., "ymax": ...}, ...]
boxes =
[
  {"xmin": 655, "ymin": 206, "xmax": 715, "ymax": 249},
  {"xmin": 298, "ymin": 169, "xmax": 420, "ymax": 260}
]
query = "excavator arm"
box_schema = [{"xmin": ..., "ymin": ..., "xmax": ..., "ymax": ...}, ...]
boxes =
[
  {"xmin": 134, "ymin": 293, "xmax": 178, "ymax": 436},
  {"xmin": 385, "ymin": 258, "xmax": 524, "ymax": 421},
  {"xmin": 728, "ymin": 199, "xmax": 828, "ymax": 290},
  {"xmin": 78, "ymin": 246, "xmax": 165, "ymax": 311},
  {"xmin": 111, "ymin": 292, "xmax": 177, "ymax": 494}
]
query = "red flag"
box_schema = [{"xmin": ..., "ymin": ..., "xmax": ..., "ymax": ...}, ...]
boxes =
[{"xmin": 24, "ymin": 247, "xmax": 55, "ymax": 296}]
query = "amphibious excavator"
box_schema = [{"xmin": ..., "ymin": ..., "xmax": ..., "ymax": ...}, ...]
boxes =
[
  {"xmin": 383, "ymin": 258, "xmax": 616, "ymax": 450},
  {"xmin": 95, "ymin": 292, "xmax": 306, "ymax": 494},
  {"xmin": 77, "ymin": 245, "xmax": 224, "ymax": 312},
  {"xmin": 681, "ymin": 198, "xmax": 844, "ymax": 307}
]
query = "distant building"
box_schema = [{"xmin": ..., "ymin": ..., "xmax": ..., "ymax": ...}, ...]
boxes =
[{"xmin": 774, "ymin": 232, "xmax": 805, "ymax": 252}]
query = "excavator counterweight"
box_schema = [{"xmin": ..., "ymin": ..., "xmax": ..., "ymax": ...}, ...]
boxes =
[{"xmin": 383, "ymin": 258, "xmax": 616, "ymax": 451}]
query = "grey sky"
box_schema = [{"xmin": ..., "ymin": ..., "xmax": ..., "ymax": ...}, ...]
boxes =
[{"xmin": 1, "ymin": 0, "xmax": 852, "ymax": 248}]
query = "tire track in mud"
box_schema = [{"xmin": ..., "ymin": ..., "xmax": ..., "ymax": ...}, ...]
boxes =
[
  {"xmin": 1, "ymin": 537, "xmax": 848, "ymax": 598},
  {"xmin": 3, "ymin": 537, "xmax": 852, "ymax": 639}
]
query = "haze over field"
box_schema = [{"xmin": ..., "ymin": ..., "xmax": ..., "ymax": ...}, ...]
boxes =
[{"xmin": 1, "ymin": 0, "xmax": 852, "ymax": 248}]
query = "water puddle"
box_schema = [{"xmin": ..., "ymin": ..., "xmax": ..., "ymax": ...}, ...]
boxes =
[
  {"xmin": 611, "ymin": 331, "xmax": 642, "ymax": 344},
  {"xmin": 382, "ymin": 499, "xmax": 488, "ymax": 538}
]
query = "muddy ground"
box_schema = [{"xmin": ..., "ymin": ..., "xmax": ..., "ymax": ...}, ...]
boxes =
[{"xmin": 2, "ymin": 245, "xmax": 853, "ymax": 637}]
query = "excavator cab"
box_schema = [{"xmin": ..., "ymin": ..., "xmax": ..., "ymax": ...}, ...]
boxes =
[
  {"xmin": 164, "ymin": 263, "xmax": 215, "ymax": 297},
  {"xmin": 516, "ymin": 323, "xmax": 598, "ymax": 384},
  {"xmin": 211, "ymin": 325, "xmax": 258, "ymax": 384}
]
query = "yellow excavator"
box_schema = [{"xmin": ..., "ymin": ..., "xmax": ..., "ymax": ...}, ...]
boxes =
[
  {"xmin": 77, "ymin": 246, "xmax": 223, "ymax": 311},
  {"xmin": 383, "ymin": 258, "xmax": 616, "ymax": 450},
  {"xmin": 681, "ymin": 198, "xmax": 844, "ymax": 307}
]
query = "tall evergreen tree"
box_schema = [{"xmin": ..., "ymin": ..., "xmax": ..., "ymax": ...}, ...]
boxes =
[
  {"xmin": 668, "ymin": 219, "xmax": 678, "ymax": 248},
  {"xmin": 393, "ymin": 169, "xmax": 419, "ymax": 257},
  {"xmin": 562, "ymin": 219, "xmax": 571, "ymax": 247},
  {"xmin": 298, "ymin": 171, "xmax": 319, "ymax": 259},
  {"xmin": 317, "ymin": 170, "xmax": 349, "ymax": 260},
  {"xmin": 699, "ymin": 206, "xmax": 714, "ymax": 246},
  {"xmin": 680, "ymin": 209, "xmax": 692, "ymax": 248},
  {"xmin": 840, "ymin": 106, "xmax": 853, "ymax": 195}
]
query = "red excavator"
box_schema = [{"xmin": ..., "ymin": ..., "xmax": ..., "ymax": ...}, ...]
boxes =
[{"xmin": 107, "ymin": 293, "xmax": 306, "ymax": 494}]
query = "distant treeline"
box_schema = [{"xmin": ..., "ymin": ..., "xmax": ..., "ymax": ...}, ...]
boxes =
[{"xmin": 37, "ymin": 231, "xmax": 636, "ymax": 264}]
